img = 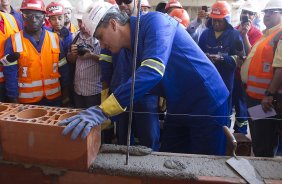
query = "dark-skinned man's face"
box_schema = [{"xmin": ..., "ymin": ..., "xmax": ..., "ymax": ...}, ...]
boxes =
[
  {"xmin": 22, "ymin": 10, "xmax": 45, "ymax": 33},
  {"xmin": 212, "ymin": 18, "xmax": 227, "ymax": 32}
]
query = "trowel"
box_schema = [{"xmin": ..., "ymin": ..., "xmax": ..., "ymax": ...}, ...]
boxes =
[{"xmin": 223, "ymin": 126, "xmax": 265, "ymax": 184}]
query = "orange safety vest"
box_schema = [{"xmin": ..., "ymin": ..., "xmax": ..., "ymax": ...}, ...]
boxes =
[
  {"xmin": 11, "ymin": 30, "xmax": 62, "ymax": 104},
  {"xmin": 0, "ymin": 12, "xmax": 19, "ymax": 82},
  {"xmin": 69, "ymin": 23, "xmax": 78, "ymax": 33},
  {"xmin": 247, "ymin": 27, "xmax": 282, "ymax": 100}
]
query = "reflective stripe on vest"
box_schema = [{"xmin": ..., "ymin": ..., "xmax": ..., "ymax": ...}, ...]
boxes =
[
  {"xmin": 19, "ymin": 91, "xmax": 43, "ymax": 98},
  {"xmin": 141, "ymin": 59, "xmax": 165, "ymax": 76},
  {"xmin": 248, "ymin": 75, "xmax": 271, "ymax": 84},
  {"xmin": 14, "ymin": 32, "xmax": 23, "ymax": 52},
  {"xmin": 45, "ymin": 86, "xmax": 60, "ymax": 96},
  {"xmin": 45, "ymin": 78, "xmax": 59, "ymax": 85},
  {"xmin": 18, "ymin": 79, "xmax": 59, "ymax": 88},
  {"xmin": 4, "ymin": 13, "xmax": 17, "ymax": 30},
  {"xmin": 0, "ymin": 72, "xmax": 3, "ymax": 78},
  {"xmin": 18, "ymin": 80, "xmax": 42, "ymax": 88},
  {"xmin": 48, "ymin": 31, "xmax": 58, "ymax": 49},
  {"xmin": 248, "ymin": 85, "xmax": 282, "ymax": 95},
  {"xmin": 19, "ymin": 87, "xmax": 61, "ymax": 99}
]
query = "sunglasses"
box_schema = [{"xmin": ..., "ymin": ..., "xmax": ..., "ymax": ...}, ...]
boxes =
[
  {"xmin": 115, "ymin": 0, "xmax": 133, "ymax": 5},
  {"xmin": 23, "ymin": 13, "xmax": 45, "ymax": 20}
]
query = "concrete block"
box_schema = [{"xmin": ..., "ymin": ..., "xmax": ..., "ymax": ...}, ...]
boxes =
[{"xmin": 0, "ymin": 104, "xmax": 101, "ymax": 170}]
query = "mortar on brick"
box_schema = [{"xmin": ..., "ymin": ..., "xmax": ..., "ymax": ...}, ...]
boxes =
[{"xmin": 91, "ymin": 144, "xmax": 282, "ymax": 181}]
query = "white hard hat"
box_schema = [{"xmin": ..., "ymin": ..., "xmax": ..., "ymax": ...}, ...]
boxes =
[
  {"xmin": 141, "ymin": 0, "xmax": 151, "ymax": 8},
  {"xmin": 74, "ymin": 0, "xmax": 93, "ymax": 19},
  {"xmin": 263, "ymin": 0, "xmax": 282, "ymax": 11},
  {"xmin": 82, "ymin": 1, "xmax": 115, "ymax": 37},
  {"xmin": 241, "ymin": 1, "xmax": 260, "ymax": 13},
  {"xmin": 56, "ymin": 0, "xmax": 74, "ymax": 10}
]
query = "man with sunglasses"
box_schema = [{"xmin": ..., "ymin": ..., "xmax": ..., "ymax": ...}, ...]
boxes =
[
  {"xmin": 99, "ymin": 0, "xmax": 160, "ymax": 150},
  {"xmin": 115, "ymin": 0, "xmax": 137, "ymax": 16},
  {"xmin": 59, "ymin": 2, "xmax": 230, "ymax": 156},
  {"xmin": 241, "ymin": 0, "xmax": 282, "ymax": 157},
  {"xmin": 3, "ymin": 0, "xmax": 69, "ymax": 106}
]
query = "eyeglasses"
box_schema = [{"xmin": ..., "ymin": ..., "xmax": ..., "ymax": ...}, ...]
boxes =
[
  {"xmin": 263, "ymin": 9, "xmax": 282, "ymax": 15},
  {"xmin": 115, "ymin": 0, "xmax": 133, "ymax": 5},
  {"xmin": 22, "ymin": 13, "xmax": 45, "ymax": 20},
  {"xmin": 241, "ymin": 10, "xmax": 255, "ymax": 16}
]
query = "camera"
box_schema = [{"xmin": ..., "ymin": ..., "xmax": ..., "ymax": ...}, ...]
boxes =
[{"xmin": 77, "ymin": 43, "xmax": 89, "ymax": 56}]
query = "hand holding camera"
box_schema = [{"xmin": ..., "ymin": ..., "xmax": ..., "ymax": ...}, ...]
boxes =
[
  {"xmin": 240, "ymin": 15, "xmax": 251, "ymax": 36},
  {"xmin": 70, "ymin": 43, "xmax": 92, "ymax": 57}
]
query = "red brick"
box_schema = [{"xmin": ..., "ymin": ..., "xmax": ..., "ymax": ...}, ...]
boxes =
[
  {"xmin": 58, "ymin": 172, "xmax": 143, "ymax": 184},
  {"xmin": 0, "ymin": 163, "xmax": 54, "ymax": 184},
  {"xmin": 0, "ymin": 105, "xmax": 101, "ymax": 170}
]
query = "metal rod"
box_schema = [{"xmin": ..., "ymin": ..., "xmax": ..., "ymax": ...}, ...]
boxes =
[{"xmin": 126, "ymin": 0, "xmax": 142, "ymax": 165}]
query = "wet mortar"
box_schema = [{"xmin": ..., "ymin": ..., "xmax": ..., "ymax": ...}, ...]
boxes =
[{"xmin": 91, "ymin": 144, "xmax": 282, "ymax": 180}]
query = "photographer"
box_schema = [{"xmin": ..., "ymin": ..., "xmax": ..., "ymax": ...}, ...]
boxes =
[
  {"xmin": 67, "ymin": 0, "xmax": 101, "ymax": 108},
  {"xmin": 236, "ymin": 1, "xmax": 262, "ymax": 54}
]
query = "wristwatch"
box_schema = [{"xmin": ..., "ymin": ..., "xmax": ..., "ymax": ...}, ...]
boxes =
[{"xmin": 264, "ymin": 90, "xmax": 275, "ymax": 97}]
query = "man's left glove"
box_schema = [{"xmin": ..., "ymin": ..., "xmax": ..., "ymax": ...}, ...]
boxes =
[{"xmin": 58, "ymin": 106, "xmax": 108, "ymax": 140}]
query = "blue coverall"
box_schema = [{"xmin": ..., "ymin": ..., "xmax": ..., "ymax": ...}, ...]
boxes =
[
  {"xmin": 4, "ymin": 27, "xmax": 70, "ymax": 106},
  {"xmin": 198, "ymin": 17, "xmax": 244, "ymax": 129},
  {"xmin": 100, "ymin": 48, "xmax": 160, "ymax": 151},
  {"xmin": 110, "ymin": 12, "xmax": 229, "ymax": 155}
]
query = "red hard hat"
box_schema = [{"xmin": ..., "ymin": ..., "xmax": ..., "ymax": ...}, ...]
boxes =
[
  {"xmin": 209, "ymin": 1, "xmax": 231, "ymax": 19},
  {"xmin": 46, "ymin": 2, "xmax": 65, "ymax": 16},
  {"xmin": 20, "ymin": 0, "xmax": 46, "ymax": 12},
  {"xmin": 164, "ymin": 0, "xmax": 183, "ymax": 12},
  {"xmin": 169, "ymin": 8, "xmax": 190, "ymax": 28},
  {"xmin": 108, "ymin": 0, "xmax": 116, "ymax": 5}
]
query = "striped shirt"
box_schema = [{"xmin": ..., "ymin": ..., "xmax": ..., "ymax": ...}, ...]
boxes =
[{"xmin": 73, "ymin": 32, "xmax": 102, "ymax": 96}]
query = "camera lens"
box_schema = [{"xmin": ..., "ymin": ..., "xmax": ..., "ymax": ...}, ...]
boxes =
[{"xmin": 77, "ymin": 44, "xmax": 87, "ymax": 56}]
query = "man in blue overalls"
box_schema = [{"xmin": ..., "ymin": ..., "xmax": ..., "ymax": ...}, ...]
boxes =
[{"xmin": 60, "ymin": 2, "xmax": 229, "ymax": 155}]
